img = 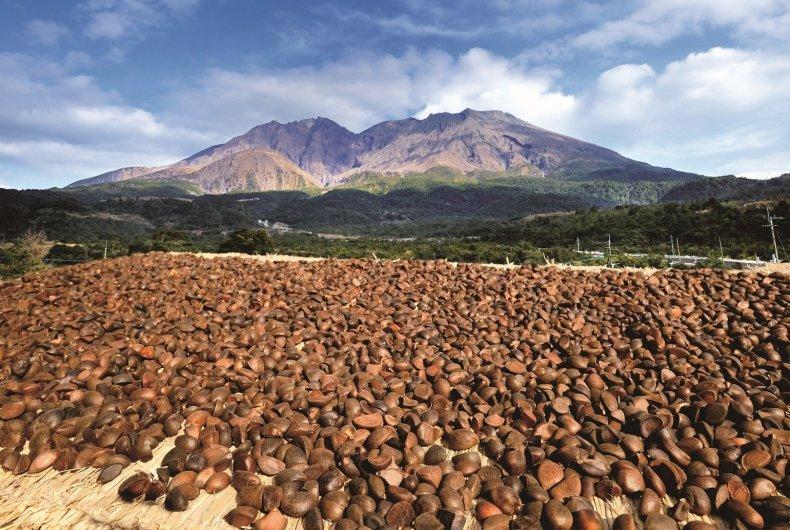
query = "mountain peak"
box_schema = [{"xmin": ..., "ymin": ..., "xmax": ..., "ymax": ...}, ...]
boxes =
[{"xmin": 70, "ymin": 109, "xmax": 697, "ymax": 192}]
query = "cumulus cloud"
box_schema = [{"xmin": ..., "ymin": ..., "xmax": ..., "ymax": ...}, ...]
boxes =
[
  {"xmin": 579, "ymin": 47, "xmax": 790, "ymax": 175},
  {"xmin": 26, "ymin": 20, "xmax": 70, "ymax": 46},
  {"xmin": 2, "ymin": 44, "xmax": 789, "ymax": 188},
  {"xmin": 0, "ymin": 53, "xmax": 210, "ymax": 187},
  {"xmin": 167, "ymin": 48, "xmax": 578, "ymax": 135}
]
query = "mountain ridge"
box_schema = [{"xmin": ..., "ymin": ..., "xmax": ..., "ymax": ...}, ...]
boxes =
[{"xmin": 68, "ymin": 109, "xmax": 700, "ymax": 192}]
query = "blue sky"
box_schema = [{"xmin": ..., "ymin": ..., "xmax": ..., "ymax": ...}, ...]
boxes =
[{"xmin": 1, "ymin": 0, "xmax": 789, "ymax": 189}]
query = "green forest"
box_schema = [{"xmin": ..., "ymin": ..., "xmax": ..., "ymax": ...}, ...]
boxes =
[
  {"xmin": 1, "ymin": 174, "xmax": 787, "ymax": 278},
  {"xmin": 2, "ymin": 198, "xmax": 786, "ymax": 279}
]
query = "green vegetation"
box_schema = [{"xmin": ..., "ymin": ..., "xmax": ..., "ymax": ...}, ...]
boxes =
[
  {"xmin": 660, "ymin": 173, "xmax": 790, "ymax": 202},
  {"xmin": 0, "ymin": 174, "xmax": 787, "ymax": 279},
  {"xmin": 471, "ymin": 199, "xmax": 789, "ymax": 259},
  {"xmin": 62, "ymin": 178, "xmax": 203, "ymax": 200},
  {"xmin": 128, "ymin": 229, "xmax": 200, "ymax": 254},
  {"xmin": 219, "ymin": 229, "xmax": 273, "ymax": 254},
  {"xmin": 0, "ymin": 231, "xmax": 49, "ymax": 278}
]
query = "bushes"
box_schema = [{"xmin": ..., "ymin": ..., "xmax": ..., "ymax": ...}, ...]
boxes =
[
  {"xmin": 0, "ymin": 245, "xmax": 42, "ymax": 278},
  {"xmin": 128, "ymin": 229, "xmax": 197, "ymax": 254},
  {"xmin": 0, "ymin": 230, "xmax": 48, "ymax": 278},
  {"xmin": 219, "ymin": 229, "xmax": 273, "ymax": 255}
]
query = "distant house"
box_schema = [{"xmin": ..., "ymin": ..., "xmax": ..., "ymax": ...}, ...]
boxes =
[{"xmin": 257, "ymin": 219, "xmax": 292, "ymax": 231}]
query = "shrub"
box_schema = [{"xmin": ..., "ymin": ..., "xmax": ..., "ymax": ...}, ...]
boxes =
[
  {"xmin": 0, "ymin": 245, "xmax": 43, "ymax": 278},
  {"xmin": 128, "ymin": 229, "xmax": 197, "ymax": 254},
  {"xmin": 219, "ymin": 229, "xmax": 273, "ymax": 255}
]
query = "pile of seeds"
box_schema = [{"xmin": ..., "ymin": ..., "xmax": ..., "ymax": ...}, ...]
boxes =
[{"xmin": 0, "ymin": 254, "xmax": 787, "ymax": 530}]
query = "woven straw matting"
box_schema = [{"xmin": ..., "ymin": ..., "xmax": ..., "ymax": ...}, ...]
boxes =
[{"xmin": 0, "ymin": 434, "xmax": 725, "ymax": 530}]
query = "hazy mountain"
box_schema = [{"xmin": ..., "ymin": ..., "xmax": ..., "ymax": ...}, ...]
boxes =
[{"xmin": 69, "ymin": 109, "xmax": 700, "ymax": 192}]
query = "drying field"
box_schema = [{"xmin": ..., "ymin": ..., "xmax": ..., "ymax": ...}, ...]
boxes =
[{"xmin": 0, "ymin": 253, "xmax": 787, "ymax": 530}]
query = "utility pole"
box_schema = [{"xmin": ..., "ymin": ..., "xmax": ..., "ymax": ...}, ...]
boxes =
[
  {"xmin": 576, "ymin": 236, "xmax": 580, "ymax": 252},
  {"xmin": 676, "ymin": 237, "xmax": 681, "ymax": 256},
  {"xmin": 103, "ymin": 241, "xmax": 108, "ymax": 260},
  {"xmin": 669, "ymin": 235, "xmax": 675, "ymax": 256},
  {"xmin": 607, "ymin": 234, "xmax": 612, "ymax": 267},
  {"xmin": 764, "ymin": 206, "xmax": 782, "ymax": 263},
  {"xmin": 718, "ymin": 236, "xmax": 724, "ymax": 261}
]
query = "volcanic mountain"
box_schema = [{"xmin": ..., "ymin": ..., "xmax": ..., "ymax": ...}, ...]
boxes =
[{"xmin": 68, "ymin": 109, "xmax": 698, "ymax": 193}]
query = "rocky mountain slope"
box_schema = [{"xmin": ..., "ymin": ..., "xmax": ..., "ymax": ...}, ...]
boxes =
[{"xmin": 69, "ymin": 109, "xmax": 699, "ymax": 192}]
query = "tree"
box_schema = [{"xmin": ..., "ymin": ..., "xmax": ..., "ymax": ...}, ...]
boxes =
[
  {"xmin": 0, "ymin": 230, "xmax": 49, "ymax": 278},
  {"xmin": 219, "ymin": 229, "xmax": 273, "ymax": 255}
]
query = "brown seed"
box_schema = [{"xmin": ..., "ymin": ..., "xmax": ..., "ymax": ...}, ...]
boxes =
[
  {"xmin": 488, "ymin": 486, "xmax": 521, "ymax": 515},
  {"xmin": 741, "ymin": 449, "xmax": 771, "ymax": 470},
  {"xmin": 257, "ymin": 455, "xmax": 286, "ymax": 476},
  {"xmin": 616, "ymin": 467, "xmax": 645, "ymax": 494},
  {"xmin": 543, "ymin": 499, "xmax": 573, "ymax": 530},
  {"xmin": 482, "ymin": 513, "xmax": 511, "ymax": 530},
  {"xmin": 320, "ymin": 498, "xmax": 346, "ymax": 522},
  {"xmin": 261, "ymin": 485, "xmax": 284, "ymax": 512},
  {"xmin": 387, "ymin": 500, "xmax": 416, "ymax": 527},
  {"xmin": 612, "ymin": 514, "xmax": 636, "ymax": 530},
  {"xmin": 118, "ymin": 472, "xmax": 150, "ymax": 501},
  {"xmin": 164, "ymin": 486, "xmax": 189, "ymax": 511},
  {"xmin": 204, "ymin": 472, "xmax": 230, "ymax": 493},
  {"xmin": 476, "ymin": 501, "xmax": 502, "ymax": 520},
  {"xmin": 238, "ymin": 484, "xmax": 265, "ymax": 510},
  {"xmin": 550, "ymin": 474, "xmax": 582, "ymax": 501},
  {"xmin": 572, "ymin": 509, "xmax": 602, "ymax": 530},
  {"xmin": 0, "ymin": 401, "xmax": 25, "ymax": 420},
  {"xmin": 683, "ymin": 486, "xmax": 710, "ymax": 516},
  {"xmin": 280, "ymin": 491, "xmax": 316, "ymax": 518},
  {"xmin": 98, "ymin": 463, "xmax": 124, "ymax": 484},
  {"xmin": 225, "ymin": 506, "xmax": 259, "ymax": 528},
  {"xmin": 748, "ymin": 477, "xmax": 776, "ymax": 500},
  {"xmin": 353, "ymin": 413, "xmax": 383, "ymax": 429},
  {"xmin": 254, "ymin": 509, "xmax": 288, "ymax": 530},
  {"xmin": 511, "ymin": 515, "xmax": 542, "ymax": 530},
  {"xmin": 683, "ymin": 522, "xmax": 717, "ymax": 530},
  {"xmin": 438, "ymin": 509, "xmax": 468, "ymax": 530},
  {"xmin": 302, "ymin": 507, "xmax": 323, "ymax": 530},
  {"xmin": 639, "ymin": 488, "xmax": 663, "ymax": 517},
  {"xmin": 170, "ymin": 470, "xmax": 197, "ymax": 490},
  {"xmin": 145, "ymin": 480, "xmax": 167, "ymax": 501},
  {"xmin": 702, "ymin": 403, "xmax": 728, "ymax": 425},
  {"xmin": 538, "ymin": 461, "xmax": 565, "ymax": 490},
  {"xmin": 644, "ymin": 514, "xmax": 679, "ymax": 530},
  {"xmin": 28, "ymin": 450, "xmax": 58, "ymax": 473},
  {"xmin": 179, "ymin": 482, "xmax": 200, "ymax": 501},
  {"xmin": 724, "ymin": 499, "xmax": 764, "ymax": 529},
  {"xmin": 445, "ymin": 429, "xmax": 479, "ymax": 451},
  {"xmin": 414, "ymin": 513, "xmax": 444, "ymax": 530},
  {"xmin": 727, "ymin": 478, "xmax": 751, "ymax": 504}
]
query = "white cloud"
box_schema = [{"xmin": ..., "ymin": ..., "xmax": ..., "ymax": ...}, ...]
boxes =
[
  {"xmin": 578, "ymin": 47, "xmax": 790, "ymax": 175},
  {"xmin": 574, "ymin": 0, "xmax": 790, "ymax": 50},
  {"xmin": 167, "ymin": 48, "xmax": 578, "ymax": 135},
  {"xmin": 26, "ymin": 20, "xmax": 70, "ymax": 46},
  {"xmin": 412, "ymin": 49, "xmax": 578, "ymax": 132},
  {"xmin": 2, "ymin": 44, "xmax": 789, "ymax": 188},
  {"xmin": 79, "ymin": 0, "xmax": 201, "ymax": 41},
  {"xmin": 0, "ymin": 53, "xmax": 210, "ymax": 187}
]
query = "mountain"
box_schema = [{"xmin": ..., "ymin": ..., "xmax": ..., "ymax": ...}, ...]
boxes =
[
  {"xmin": 162, "ymin": 149, "xmax": 320, "ymax": 194},
  {"xmin": 68, "ymin": 109, "xmax": 700, "ymax": 192}
]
